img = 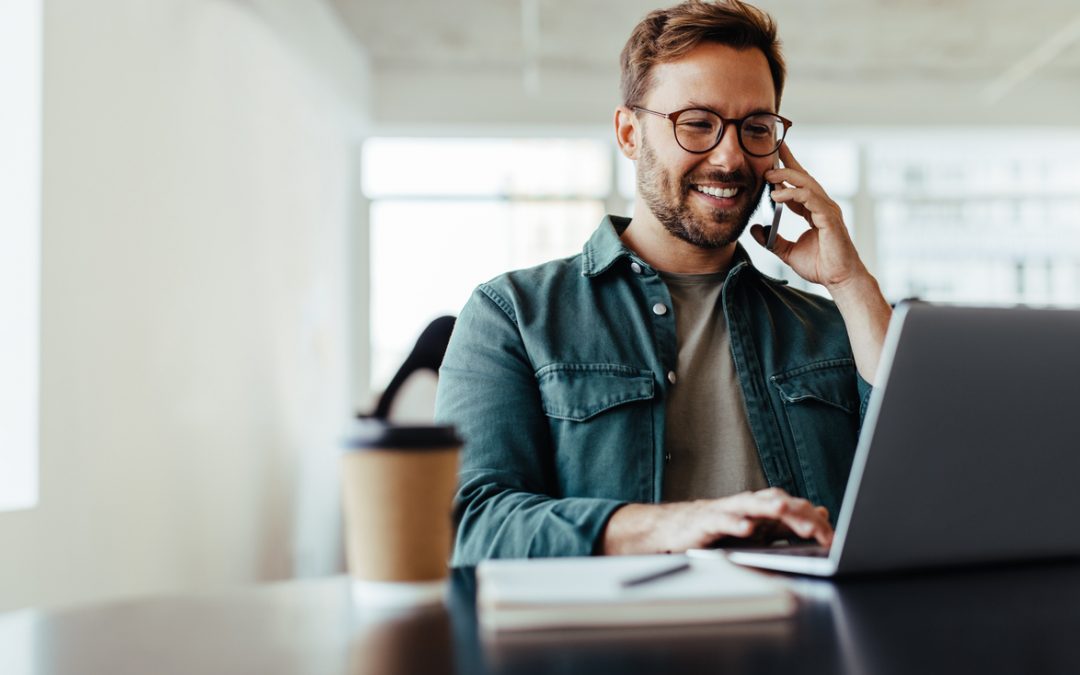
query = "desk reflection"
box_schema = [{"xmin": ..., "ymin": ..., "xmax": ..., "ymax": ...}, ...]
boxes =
[
  {"xmin": 347, "ymin": 604, "xmax": 454, "ymax": 675},
  {"xmin": 826, "ymin": 561, "xmax": 1080, "ymax": 675},
  {"xmin": 458, "ymin": 561, "xmax": 1080, "ymax": 675},
  {"xmin": 2, "ymin": 563, "xmax": 1076, "ymax": 675}
]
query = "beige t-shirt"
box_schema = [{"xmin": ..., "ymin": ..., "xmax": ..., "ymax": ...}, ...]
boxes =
[{"xmin": 660, "ymin": 270, "xmax": 769, "ymax": 502}]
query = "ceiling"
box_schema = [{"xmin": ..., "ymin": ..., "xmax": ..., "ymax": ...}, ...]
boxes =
[{"xmin": 330, "ymin": 0, "xmax": 1080, "ymax": 127}]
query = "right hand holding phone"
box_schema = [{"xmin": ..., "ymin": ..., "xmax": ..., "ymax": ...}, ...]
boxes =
[{"xmin": 750, "ymin": 142, "xmax": 868, "ymax": 291}]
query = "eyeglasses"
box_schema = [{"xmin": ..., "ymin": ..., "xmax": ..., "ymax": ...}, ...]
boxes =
[{"xmin": 633, "ymin": 106, "xmax": 792, "ymax": 157}]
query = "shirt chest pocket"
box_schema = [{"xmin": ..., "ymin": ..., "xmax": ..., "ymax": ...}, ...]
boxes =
[
  {"xmin": 770, "ymin": 359, "xmax": 861, "ymax": 518},
  {"xmin": 537, "ymin": 363, "xmax": 654, "ymax": 421},
  {"xmin": 536, "ymin": 363, "xmax": 656, "ymax": 500}
]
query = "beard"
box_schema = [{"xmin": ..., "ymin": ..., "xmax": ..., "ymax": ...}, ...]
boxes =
[{"xmin": 636, "ymin": 131, "xmax": 767, "ymax": 250}]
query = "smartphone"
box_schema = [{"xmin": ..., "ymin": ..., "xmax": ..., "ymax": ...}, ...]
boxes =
[{"xmin": 766, "ymin": 157, "xmax": 782, "ymax": 250}]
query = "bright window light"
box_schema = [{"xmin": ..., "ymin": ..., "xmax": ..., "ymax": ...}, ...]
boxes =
[
  {"xmin": 361, "ymin": 131, "xmax": 1080, "ymax": 400},
  {"xmin": 0, "ymin": 0, "xmax": 42, "ymax": 511},
  {"xmin": 362, "ymin": 138, "xmax": 611, "ymax": 198},
  {"xmin": 369, "ymin": 198, "xmax": 603, "ymax": 388},
  {"xmin": 870, "ymin": 133, "xmax": 1080, "ymax": 305}
]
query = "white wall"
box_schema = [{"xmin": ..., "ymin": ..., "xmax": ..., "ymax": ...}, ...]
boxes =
[{"xmin": 0, "ymin": 0, "xmax": 370, "ymax": 612}]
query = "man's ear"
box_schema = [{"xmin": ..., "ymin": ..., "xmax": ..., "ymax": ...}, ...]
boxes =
[{"xmin": 614, "ymin": 106, "xmax": 640, "ymax": 161}]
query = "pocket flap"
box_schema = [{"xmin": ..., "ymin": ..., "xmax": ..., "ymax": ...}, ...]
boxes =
[
  {"xmin": 770, "ymin": 359, "xmax": 858, "ymax": 414},
  {"xmin": 537, "ymin": 364, "xmax": 654, "ymax": 422}
]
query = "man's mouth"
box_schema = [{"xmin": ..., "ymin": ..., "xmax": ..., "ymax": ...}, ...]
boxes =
[{"xmin": 693, "ymin": 184, "xmax": 741, "ymax": 199}]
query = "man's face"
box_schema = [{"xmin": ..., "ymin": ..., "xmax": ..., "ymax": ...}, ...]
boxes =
[{"xmin": 634, "ymin": 43, "xmax": 777, "ymax": 250}]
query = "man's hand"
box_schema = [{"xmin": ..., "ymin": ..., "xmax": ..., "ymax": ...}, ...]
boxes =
[
  {"xmin": 600, "ymin": 487, "xmax": 833, "ymax": 556},
  {"xmin": 749, "ymin": 142, "xmax": 893, "ymax": 384},
  {"xmin": 750, "ymin": 142, "xmax": 866, "ymax": 290}
]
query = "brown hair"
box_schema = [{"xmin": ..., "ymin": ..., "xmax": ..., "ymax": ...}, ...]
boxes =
[{"xmin": 620, "ymin": 0, "xmax": 786, "ymax": 109}]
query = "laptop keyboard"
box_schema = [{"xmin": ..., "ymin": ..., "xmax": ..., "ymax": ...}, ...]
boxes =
[
  {"xmin": 735, "ymin": 545, "xmax": 829, "ymax": 558},
  {"xmin": 775, "ymin": 546, "xmax": 829, "ymax": 557}
]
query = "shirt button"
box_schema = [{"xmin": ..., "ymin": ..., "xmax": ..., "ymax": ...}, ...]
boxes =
[
  {"xmin": 652, "ymin": 303, "xmax": 668, "ymax": 316},
  {"xmin": 667, "ymin": 371, "xmax": 677, "ymax": 384},
  {"xmin": 630, "ymin": 262, "xmax": 643, "ymax": 274},
  {"xmin": 664, "ymin": 453, "xmax": 672, "ymax": 463}
]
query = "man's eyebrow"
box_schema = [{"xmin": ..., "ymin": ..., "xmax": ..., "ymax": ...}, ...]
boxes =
[
  {"xmin": 684, "ymin": 99, "xmax": 777, "ymax": 116},
  {"xmin": 685, "ymin": 99, "xmax": 719, "ymax": 110}
]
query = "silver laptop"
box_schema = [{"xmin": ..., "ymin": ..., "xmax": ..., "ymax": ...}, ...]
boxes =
[{"xmin": 727, "ymin": 301, "xmax": 1080, "ymax": 576}]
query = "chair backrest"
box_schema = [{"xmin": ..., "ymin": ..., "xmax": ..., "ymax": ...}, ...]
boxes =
[{"xmin": 368, "ymin": 315, "xmax": 456, "ymax": 421}]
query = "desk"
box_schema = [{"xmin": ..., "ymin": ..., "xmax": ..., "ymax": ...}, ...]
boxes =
[{"xmin": 2, "ymin": 562, "xmax": 1079, "ymax": 675}]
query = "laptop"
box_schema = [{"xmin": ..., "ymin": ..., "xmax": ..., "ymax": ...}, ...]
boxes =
[{"xmin": 725, "ymin": 301, "xmax": 1080, "ymax": 577}]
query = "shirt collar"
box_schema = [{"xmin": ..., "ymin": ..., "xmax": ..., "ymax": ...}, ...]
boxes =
[
  {"xmin": 581, "ymin": 215, "xmax": 634, "ymax": 277},
  {"xmin": 580, "ymin": 214, "xmax": 778, "ymax": 285}
]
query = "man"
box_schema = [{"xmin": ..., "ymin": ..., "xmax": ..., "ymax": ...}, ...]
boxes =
[{"xmin": 436, "ymin": 0, "xmax": 893, "ymax": 565}]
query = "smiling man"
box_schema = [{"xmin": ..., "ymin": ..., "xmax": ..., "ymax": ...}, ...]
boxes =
[{"xmin": 436, "ymin": 0, "xmax": 894, "ymax": 564}]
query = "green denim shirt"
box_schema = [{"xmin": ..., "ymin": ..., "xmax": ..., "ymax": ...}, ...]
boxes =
[{"xmin": 436, "ymin": 215, "xmax": 873, "ymax": 566}]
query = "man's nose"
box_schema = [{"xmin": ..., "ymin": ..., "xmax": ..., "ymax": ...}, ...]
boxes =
[{"xmin": 705, "ymin": 123, "xmax": 746, "ymax": 172}]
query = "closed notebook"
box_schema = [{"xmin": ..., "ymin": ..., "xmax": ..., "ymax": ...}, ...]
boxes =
[{"xmin": 476, "ymin": 554, "xmax": 795, "ymax": 632}]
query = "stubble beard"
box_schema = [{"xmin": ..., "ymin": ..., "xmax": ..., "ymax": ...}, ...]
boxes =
[{"xmin": 636, "ymin": 132, "xmax": 766, "ymax": 250}]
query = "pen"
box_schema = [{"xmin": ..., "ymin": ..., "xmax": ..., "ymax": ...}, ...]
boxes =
[{"xmin": 619, "ymin": 560, "xmax": 692, "ymax": 588}]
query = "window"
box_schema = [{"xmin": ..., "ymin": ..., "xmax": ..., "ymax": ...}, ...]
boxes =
[
  {"xmin": 0, "ymin": 0, "xmax": 42, "ymax": 511},
  {"xmin": 363, "ymin": 138, "xmax": 610, "ymax": 390},
  {"xmin": 361, "ymin": 131, "xmax": 1080, "ymax": 398},
  {"xmin": 869, "ymin": 133, "xmax": 1080, "ymax": 305}
]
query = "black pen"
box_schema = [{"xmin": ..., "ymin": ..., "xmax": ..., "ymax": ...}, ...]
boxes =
[{"xmin": 619, "ymin": 560, "xmax": 692, "ymax": 588}]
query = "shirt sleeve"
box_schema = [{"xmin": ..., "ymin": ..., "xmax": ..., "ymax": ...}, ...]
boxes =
[
  {"xmin": 856, "ymin": 371, "xmax": 874, "ymax": 426},
  {"xmin": 435, "ymin": 284, "xmax": 626, "ymax": 566}
]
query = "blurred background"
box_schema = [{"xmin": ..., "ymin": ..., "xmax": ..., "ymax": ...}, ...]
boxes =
[{"xmin": 1, "ymin": 0, "xmax": 1078, "ymax": 613}]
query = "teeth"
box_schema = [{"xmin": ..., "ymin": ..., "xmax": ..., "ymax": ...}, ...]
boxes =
[{"xmin": 695, "ymin": 185, "xmax": 739, "ymax": 199}]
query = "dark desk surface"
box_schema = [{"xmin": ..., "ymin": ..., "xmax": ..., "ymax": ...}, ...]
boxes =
[{"xmin": 2, "ymin": 561, "xmax": 1079, "ymax": 675}]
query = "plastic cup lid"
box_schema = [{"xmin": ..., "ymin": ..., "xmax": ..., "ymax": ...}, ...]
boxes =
[{"xmin": 345, "ymin": 418, "xmax": 462, "ymax": 451}]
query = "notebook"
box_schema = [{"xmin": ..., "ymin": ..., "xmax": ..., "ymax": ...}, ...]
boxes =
[{"xmin": 476, "ymin": 554, "xmax": 794, "ymax": 632}]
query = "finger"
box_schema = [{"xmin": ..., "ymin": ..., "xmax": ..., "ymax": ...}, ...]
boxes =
[
  {"xmin": 778, "ymin": 516, "xmax": 832, "ymax": 546},
  {"xmin": 767, "ymin": 171, "xmax": 826, "ymax": 205},
  {"xmin": 744, "ymin": 493, "xmax": 833, "ymax": 545},
  {"xmin": 719, "ymin": 492, "xmax": 787, "ymax": 520},
  {"xmin": 703, "ymin": 511, "xmax": 758, "ymax": 540},
  {"xmin": 772, "ymin": 188, "xmax": 834, "ymax": 229},
  {"xmin": 770, "ymin": 186, "xmax": 819, "ymax": 214},
  {"xmin": 781, "ymin": 496, "xmax": 829, "ymax": 524},
  {"xmin": 761, "ymin": 229, "xmax": 797, "ymax": 261},
  {"xmin": 765, "ymin": 167, "xmax": 816, "ymax": 190},
  {"xmin": 722, "ymin": 491, "xmax": 817, "ymax": 523},
  {"xmin": 783, "ymin": 516, "xmax": 833, "ymax": 546},
  {"xmin": 773, "ymin": 185, "xmax": 812, "ymax": 211},
  {"xmin": 755, "ymin": 487, "xmax": 790, "ymax": 499},
  {"xmin": 749, "ymin": 223, "xmax": 786, "ymax": 251},
  {"xmin": 749, "ymin": 223, "xmax": 767, "ymax": 248},
  {"xmin": 777, "ymin": 514, "xmax": 833, "ymax": 544},
  {"xmin": 776, "ymin": 500, "xmax": 834, "ymax": 545},
  {"xmin": 778, "ymin": 141, "xmax": 805, "ymax": 173},
  {"xmin": 721, "ymin": 494, "xmax": 833, "ymax": 546}
]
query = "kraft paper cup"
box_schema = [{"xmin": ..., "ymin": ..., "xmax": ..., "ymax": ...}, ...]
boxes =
[{"xmin": 342, "ymin": 419, "xmax": 462, "ymax": 609}]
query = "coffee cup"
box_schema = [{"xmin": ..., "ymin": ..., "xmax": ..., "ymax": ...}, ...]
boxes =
[{"xmin": 342, "ymin": 419, "xmax": 462, "ymax": 608}]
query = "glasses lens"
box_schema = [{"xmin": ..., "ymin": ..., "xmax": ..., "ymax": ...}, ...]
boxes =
[
  {"xmin": 673, "ymin": 109, "xmax": 722, "ymax": 152},
  {"xmin": 739, "ymin": 114, "xmax": 785, "ymax": 156}
]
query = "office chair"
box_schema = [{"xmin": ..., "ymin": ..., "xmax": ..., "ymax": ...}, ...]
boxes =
[{"xmin": 367, "ymin": 315, "xmax": 456, "ymax": 421}]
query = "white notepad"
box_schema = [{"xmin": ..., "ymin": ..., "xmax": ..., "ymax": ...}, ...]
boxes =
[{"xmin": 476, "ymin": 554, "xmax": 795, "ymax": 632}]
